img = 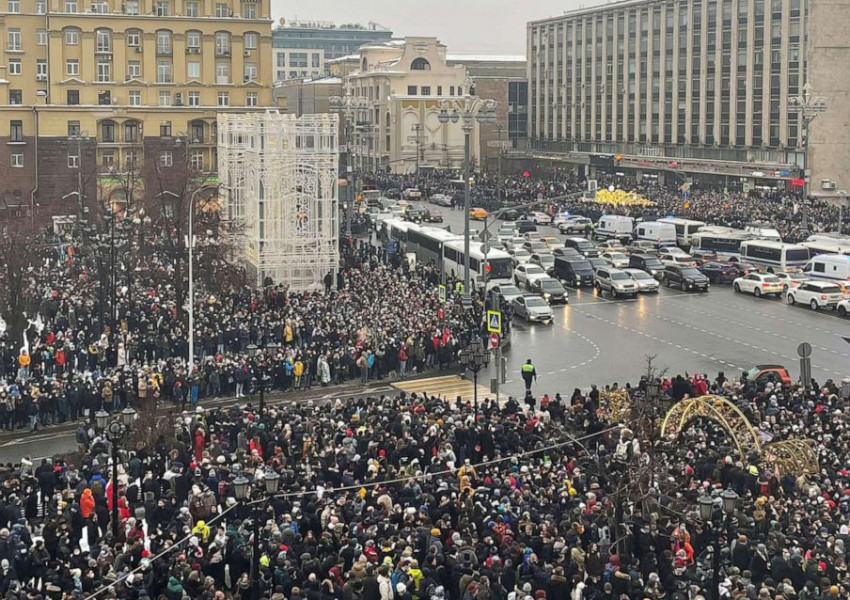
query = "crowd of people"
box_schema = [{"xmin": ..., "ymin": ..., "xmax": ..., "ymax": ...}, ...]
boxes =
[{"xmin": 0, "ymin": 367, "xmax": 849, "ymax": 600}]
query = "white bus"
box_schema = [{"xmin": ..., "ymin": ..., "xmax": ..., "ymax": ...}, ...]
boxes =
[
  {"xmin": 383, "ymin": 218, "xmax": 416, "ymax": 244},
  {"xmin": 442, "ymin": 239, "xmax": 513, "ymax": 283},
  {"xmin": 738, "ymin": 240, "xmax": 811, "ymax": 272},
  {"xmin": 406, "ymin": 225, "xmax": 465, "ymax": 267},
  {"xmin": 689, "ymin": 227, "xmax": 757, "ymax": 260},
  {"xmin": 744, "ymin": 224, "xmax": 782, "ymax": 242},
  {"xmin": 800, "ymin": 240, "xmax": 850, "ymax": 257},
  {"xmin": 658, "ymin": 216, "xmax": 707, "ymax": 247}
]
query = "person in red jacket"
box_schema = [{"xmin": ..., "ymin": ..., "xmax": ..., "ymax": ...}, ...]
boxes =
[
  {"xmin": 194, "ymin": 428, "xmax": 205, "ymax": 463},
  {"xmin": 80, "ymin": 488, "xmax": 95, "ymax": 519}
]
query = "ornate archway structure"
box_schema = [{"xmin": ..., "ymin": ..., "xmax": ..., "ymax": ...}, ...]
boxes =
[{"xmin": 762, "ymin": 439, "xmax": 819, "ymax": 476}]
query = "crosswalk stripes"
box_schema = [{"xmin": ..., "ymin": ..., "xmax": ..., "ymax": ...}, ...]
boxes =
[{"xmin": 391, "ymin": 374, "xmax": 497, "ymax": 404}]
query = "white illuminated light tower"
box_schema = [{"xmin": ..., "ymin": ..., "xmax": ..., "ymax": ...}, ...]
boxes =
[
  {"xmin": 218, "ymin": 110, "xmax": 340, "ymax": 291},
  {"xmin": 787, "ymin": 83, "xmax": 827, "ymax": 231},
  {"xmin": 437, "ymin": 76, "xmax": 498, "ymax": 296},
  {"xmin": 329, "ymin": 79, "xmax": 370, "ymax": 236}
]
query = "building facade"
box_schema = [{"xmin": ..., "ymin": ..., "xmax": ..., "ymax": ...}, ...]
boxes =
[
  {"xmin": 0, "ymin": 0, "xmax": 273, "ymax": 215},
  {"xmin": 526, "ymin": 0, "xmax": 849, "ymax": 190},
  {"xmin": 272, "ymin": 20, "xmax": 391, "ymax": 84}
]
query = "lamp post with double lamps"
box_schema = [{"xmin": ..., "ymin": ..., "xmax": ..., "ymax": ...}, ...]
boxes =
[
  {"xmin": 232, "ymin": 469, "xmax": 281, "ymax": 600},
  {"xmin": 787, "ymin": 83, "xmax": 827, "ymax": 231},
  {"xmin": 95, "ymin": 407, "xmax": 137, "ymax": 538},
  {"xmin": 437, "ymin": 78, "xmax": 498, "ymax": 296},
  {"xmin": 698, "ymin": 488, "xmax": 739, "ymax": 600},
  {"xmin": 459, "ymin": 336, "xmax": 490, "ymax": 418}
]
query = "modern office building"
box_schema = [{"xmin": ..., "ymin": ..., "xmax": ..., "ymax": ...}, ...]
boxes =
[
  {"xmin": 527, "ymin": 0, "xmax": 849, "ymax": 193},
  {"xmin": 272, "ymin": 20, "xmax": 392, "ymax": 83},
  {"xmin": 0, "ymin": 0, "xmax": 274, "ymax": 214}
]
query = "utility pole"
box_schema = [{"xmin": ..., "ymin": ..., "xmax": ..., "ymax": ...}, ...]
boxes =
[{"xmin": 787, "ymin": 83, "xmax": 827, "ymax": 232}]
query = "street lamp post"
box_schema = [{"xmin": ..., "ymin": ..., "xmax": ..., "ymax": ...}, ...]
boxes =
[
  {"xmin": 187, "ymin": 184, "xmax": 218, "ymax": 371},
  {"xmin": 458, "ymin": 336, "xmax": 491, "ymax": 418},
  {"xmin": 437, "ymin": 78, "xmax": 498, "ymax": 295},
  {"xmin": 232, "ymin": 469, "xmax": 281, "ymax": 600},
  {"xmin": 96, "ymin": 407, "xmax": 136, "ymax": 539},
  {"xmin": 787, "ymin": 83, "xmax": 827, "ymax": 232},
  {"xmin": 330, "ymin": 81, "xmax": 370, "ymax": 238},
  {"xmin": 698, "ymin": 488, "xmax": 739, "ymax": 600}
]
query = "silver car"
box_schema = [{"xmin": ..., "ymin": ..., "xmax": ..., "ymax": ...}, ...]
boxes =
[
  {"xmin": 624, "ymin": 268, "xmax": 660, "ymax": 293},
  {"xmin": 512, "ymin": 294, "xmax": 554, "ymax": 323}
]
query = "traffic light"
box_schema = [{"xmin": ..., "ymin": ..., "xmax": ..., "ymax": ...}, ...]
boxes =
[{"xmin": 484, "ymin": 262, "xmax": 492, "ymax": 273}]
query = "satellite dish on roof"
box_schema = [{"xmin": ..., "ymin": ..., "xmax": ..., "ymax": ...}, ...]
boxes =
[{"xmin": 279, "ymin": 17, "xmax": 285, "ymax": 25}]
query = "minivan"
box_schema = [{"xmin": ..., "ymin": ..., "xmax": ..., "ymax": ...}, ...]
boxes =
[
  {"xmin": 563, "ymin": 237, "xmax": 599, "ymax": 258},
  {"xmin": 628, "ymin": 253, "xmax": 665, "ymax": 279},
  {"xmin": 554, "ymin": 256, "xmax": 595, "ymax": 287}
]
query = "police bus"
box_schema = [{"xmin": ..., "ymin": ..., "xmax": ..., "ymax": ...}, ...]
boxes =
[
  {"xmin": 689, "ymin": 226, "xmax": 757, "ymax": 260},
  {"xmin": 658, "ymin": 216, "xmax": 707, "ymax": 247},
  {"xmin": 442, "ymin": 239, "xmax": 513, "ymax": 283},
  {"xmin": 738, "ymin": 240, "xmax": 810, "ymax": 272},
  {"xmin": 406, "ymin": 226, "xmax": 464, "ymax": 267}
]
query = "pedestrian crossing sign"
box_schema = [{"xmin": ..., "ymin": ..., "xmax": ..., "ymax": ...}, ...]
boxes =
[
  {"xmin": 487, "ymin": 310, "xmax": 502, "ymax": 334},
  {"xmin": 438, "ymin": 284, "xmax": 446, "ymax": 303}
]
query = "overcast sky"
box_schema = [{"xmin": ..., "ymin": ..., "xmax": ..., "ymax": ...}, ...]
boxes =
[{"xmin": 271, "ymin": 0, "xmax": 602, "ymax": 54}]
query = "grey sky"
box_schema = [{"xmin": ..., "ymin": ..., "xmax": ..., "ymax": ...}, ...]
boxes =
[{"xmin": 271, "ymin": 0, "xmax": 600, "ymax": 54}]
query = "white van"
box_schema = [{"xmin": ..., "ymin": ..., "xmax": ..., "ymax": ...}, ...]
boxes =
[
  {"xmin": 633, "ymin": 221, "xmax": 677, "ymax": 247},
  {"xmin": 803, "ymin": 254, "xmax": 850, "ymax": 282},
  {"xmin": 594, "ymin": 215, "xmax": 634, "ymax": 243}
]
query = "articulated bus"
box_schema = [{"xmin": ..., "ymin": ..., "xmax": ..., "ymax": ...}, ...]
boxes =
[
  {"xmin": 738, "ymin": 240, "xmax": 810, "ymax": 272},
  {"xmin": 689, "ymin": 226, "xmax": 757, "ymax": 260}
]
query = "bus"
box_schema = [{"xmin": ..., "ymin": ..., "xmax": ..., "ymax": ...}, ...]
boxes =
[
  {"xmin": 383, "ymin": 218, "xmax": 416, "ymax": 246},
  {"xmin": 689, "ymin": 227, "xmax": 757, "ymax": 260},
  {"xmin": 442, "ymin": 239, "xmax": 513, "ymax": 283},
  {"xmin": 800, "ymin": 240, "xmax": 850, "ymax": 257},
  {"xmin": 406, "ymin": 225, "xmax": 464, "ymax": 267},
  {"xmin": 658, "ymin": 217, "xmax": 707, "ymax": 247},
  {"xmin": 738, "ymin": 240, "xmax": 810, "ymax": 272}
]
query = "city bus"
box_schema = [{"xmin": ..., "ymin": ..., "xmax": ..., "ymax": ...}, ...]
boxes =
[
  {"xmin": 442, "ymin": 239, "xmax": 513, "ymax": 284},
  {"xmin": 658, "ymin": 216, "xmax": 707, "ymax": 247},
  {"xmin": 689, "ymin": 226, "xmax": 757, "ymax": 260},
  {"xmin": 383, "ymin": 218, "xmax": 416, "ymax": 246},
  {"xmin": 406, "ymin": 225, "xmax": 464, "ymax": 267},
  {"xmin": 738, "ymin": 240, "xmax": 811, "ymax": 272}
]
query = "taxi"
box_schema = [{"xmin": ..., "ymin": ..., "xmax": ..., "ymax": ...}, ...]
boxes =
[{"xmin": 469, "ymin": 207, "xmax": 489, "ymax": 220}]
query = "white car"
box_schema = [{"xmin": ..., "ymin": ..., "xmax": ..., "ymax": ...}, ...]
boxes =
[
  {"xmin": 838, "ymin": 298, "xmax": 850, "ymax": 317},
  {"xmin": 786, "ymin": 280, "xmax": 845, "ymax": 310},
  {"xmin": 557, "ymin": 216, "xmax": 593, "ymax": 234},
  {"xmin": 521, "ymin": 211, "xmax": 553, "ymax": 225},
  {"xmin": 522, "ymin": 231, "xmax": 544, "ymax": 241},
  {"xmin": 773, "ymin": 271, "xmax": 810, "ymax": 293},
  {"xmin": 506, "ymin": 237, "xmax": 527, "ymax": 252},
  {"xmin": 664, "ymin": 246, "xmax": 690, "ymax": 257},
  {"xmin": 658, "ymin": 251, "xmax": 697, "ymax": 268},
  {"xmin": 514, "ymin": 263, "xmax": 549, "ymax": 288},
  {"xmin": 601, "ymin": 251, "xmax": 629, "ymax": 269},
  {"xmin": 511, "ymin": 294, "xmax": 554, "ymax": 323},
  {"xmin": 596, "ymin": 240, "xmax": 628, "ymax": 253},
  {"xmin": 510, "ymin": 248, "xmax": 532, "ymax": 265},
  {"xmin": 403, "ymin": 188, "xmax": 422, "ymax": 199},
  {"xmin": 624, "ymin": 268, "xmax": 660, "ymax": 293},
  {"xmin": 497, "ymin": 226, "xmax": 516, "ymax": 242},
  {"xmin": 733, "ymin": 273, "xmax": 784, "ymax": 297}
]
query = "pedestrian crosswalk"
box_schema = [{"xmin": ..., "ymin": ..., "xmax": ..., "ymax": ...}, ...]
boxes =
[{"xmin": 392, "ymin": 374, "xmax": 499, "ymax": 405}]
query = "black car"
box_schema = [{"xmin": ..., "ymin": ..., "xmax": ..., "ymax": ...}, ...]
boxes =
[
  {"xmin": 588, "ymin": 256, "xmax": 609, "ymax": 272},
  {"xmin": 628, "ymin": 253, "xmax": 665, "ymax": 279},
  {"xmin": 530, "ymin": 277, "xmax": 569, "ymax": 304},
  {"xmin": 515, "ymin": 221, "xmax": 537, "ymax": 234},
  {"xmin": 499, "ymin": 209, "xmax": 520, "ymax": 221},
  {"xmin": 699, "ymin": 261, "xmax": 738, "ymax": 284},
  {"xmin": 552, "ymin": 247, "xmax": 583, "ymax": 259},
  {"xmin": 404, "ymin": 206, "xmax": 426, "ymax": 223},
  {"xmin": 563, "ymin": 236, "xmax": 600, "ymax": 258},
  {"xmin": 553, "ymin": 256, "xmax": 595, "ymax": 287},
  {"xmin": 422, "ymin": 208, "xmax": 444, "ymax": 223},
  {"xmin": 385, "ymin": 188, "xmax": 401, "ymax": 199},
  {"xmin": 663, "ymin": 265, "xmax": 710, "ymax": 291}
]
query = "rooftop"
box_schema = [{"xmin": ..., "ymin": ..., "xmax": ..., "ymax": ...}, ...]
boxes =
[
  {"xmin": 274, "ymin": 19, "xmax": 391, "ymax": 31},
  {"xmin": 447, "ymin": 54, "xmax": 526, "ymax": 63}
]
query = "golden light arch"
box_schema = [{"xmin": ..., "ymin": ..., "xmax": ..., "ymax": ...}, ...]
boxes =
[{"xmin": 762, "ymin": 439, "xmax": 819, "ymax": 476}]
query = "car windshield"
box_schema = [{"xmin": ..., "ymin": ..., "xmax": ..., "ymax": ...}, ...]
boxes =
[
  {"xmin": 630, "ymin": 271, "xmax": 652, "ymax": 280},
  {"xmin": 764, "ymin": 276, "xmax": 781, "ymax": 283},
  {"xmin": 746, "ymin": 367, "xmax": 761, "ymax": 380},
  {"xmin": 643, "ymin": 258, "xmax": 663, "ymax": 268},
  {"xmin": 541, "ymin": 280, "xmax": 563, "ymax": 290},
  {"xmin": 498, "ymin": 285, "xmax": 520, "ymax": 296},
  {"xmin": 680, "ymin": 268, "xmax": 702, "ymax": 276},
  {"xmin": 610, "ymin": 252, "xmax": 626, "ymax": 259},
  {"xmin": 514, "ymin": 249, "xmax": 530, "ymax": 257},
  {"xmin": 611, "ymin": 272, "xmax": 630, "ymax": 280},
  {"xmin": 526, "ymin": 266, "xmax": 545, "ymax": 275},
  {"xmin": 577, "ymin": 242, "xmax": 595, "ymax": 250},
  {"xmin": 525, "ymin": 297, "xmax": 548, "ymax": 307}
]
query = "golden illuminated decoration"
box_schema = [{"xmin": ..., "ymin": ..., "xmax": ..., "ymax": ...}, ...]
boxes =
[
  {"xmin": 599, "ymin": 389, "xmax": 633, "ymax": 424},
  {"xmin": 762, "ymin": 439, "xmax": 819, "ymax": 476}
]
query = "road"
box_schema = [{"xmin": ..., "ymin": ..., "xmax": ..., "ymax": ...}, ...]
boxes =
[{"xmin": 405, "ymin": 198, "xmax": 850, "ymax": 398}]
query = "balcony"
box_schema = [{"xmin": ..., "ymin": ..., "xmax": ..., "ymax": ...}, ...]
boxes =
[
  {"xmin": 156, "ymin": 46, "xmax": 173, "ymax": 56},
  {"xmin": 215, "ymin": 48, "xmax": 231, "ymax": 57}
]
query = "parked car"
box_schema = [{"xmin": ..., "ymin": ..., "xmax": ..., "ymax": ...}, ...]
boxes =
[
  {"xmin": 727, "ymin": 261, "xmax": 758, "ymax": 277},
  {"xmin": 663, "ymin": 265, "xmax": 710, "ymax": 291},
  {"xmin": 699, "ymin": 262, "xmax": 739, "ymax": 284},
  {"xmin": 594, "ymin": 267, "xmax": 640, "ymax": 298},
  {"xmin": 596, "ymin": 240, "xmax": 628, "ymax": 253},
  {"xmin": 733, "ymin": 273, "xmax": 783, "ymax": 297},
  {"xmin": 786, "ymin": 280, "xmax": 844, "ymax": 310},
  {"xmin": 422, "ymin": 208, "xmax": 444, "ymax": 223},
  {"xmin": 624, "ymin": 268, "xmax": 661, "ymax": 293},
  {"xmin": 512, "ymin": 294, "xmax": 554, "ymax": 323},
  {"xmin": 600, "ymin": 251, "xmax": 630, "ymax": 269},
  {"xmin": 530, "ymin": 277, "xmax": 568, "ymax": 304},
  {"xmin": 469, "ymin": 207, "xmax": 489, "ymax": 220},
  {"xmin": 745, "ymin": 364, "xmax": 793, "ymax": 385}
]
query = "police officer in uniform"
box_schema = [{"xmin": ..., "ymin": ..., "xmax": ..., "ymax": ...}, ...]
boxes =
[{"xmin": 521, "ymin": 359, "xmax": 537, "ymax": 395}]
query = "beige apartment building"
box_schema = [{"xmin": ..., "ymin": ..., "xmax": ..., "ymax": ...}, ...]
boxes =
[{"xmin": 0, "ymin": 0, "xmax": 273, "ymax": 215}]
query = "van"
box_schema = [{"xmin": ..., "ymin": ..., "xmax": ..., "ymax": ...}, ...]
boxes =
[
  {"xmin": 554, "ymin": 256, "xmax": 595, "ymax": 287},
  {"xmin": 563, "ymin": 237, "xmax": 599, "ymax": 258},
  {"xmin": 803, "ymin": 254, "xmax": 850, "ymax": 282},
  {"xmin": 594, "ymin": 215, "xmax": 634, "ymax": 243},
  {"xmin": 633, "ymin": 221, "xmax": 677, "ymax": 247},
  {"xmin": 628, "ymin": 253, "xmax": 665, "ymax": 279}
]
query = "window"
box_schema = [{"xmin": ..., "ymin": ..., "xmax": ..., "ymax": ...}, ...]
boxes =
[
  {"xmin": 7, "ymin": 29, "xmax": 20, "ymax": 51},
  {"xmin": 96, "ymin": 30, "xmax": 111, "ymax": 53},
  {"xmin": 8, "ymin": 89, "xmax": 21, "ymax": 104},
  {"xmin": 11, "ymin": 153, "xmax": 23, "ymax": 168},
  {"xmin": 243, "ymin": 63, "xmax": 257, "ymax": 81},
  {"xmin": 217, "ymin": 91, "xmax": 229, "ymax": 106},
  {"xmin": 156, "ymin": 30, "xmax": 172, "ymax": 54},
  {"xmin": 129, "ymin": 90, "xmax": 141, "ymax": 105},
  {"xmin": 127, "ymin": 60, "xmax": 141, "ymax": 78},
  {"xmin": 7, "ymin": 0, "xmax": 19, "ymax": 13},
  {"xmin": 68, "ymin": 154, "xmax": 79, "ymax": 168},
  {"xmin": 242, "ymin": 2, "xmax": 255, "ymax": 17},
  {"xmin": 155, "ymin": 0, "xmax": 169, "ymax": 15},
  {"xmin": 35, "ymin": 0, "xmax": 45, "ymax": 12},
  {"xmin": 37, "ymin": 29, "xmax": 47, "ymax": 45},
  {"xmin": 65, "ymin": 29, "xmax": 79, "ymax": 45},
  {"xmin": 246, "ymin": 91, "xmax": 257, "ymax": 106},
  {"xmin": 90, "ymin": 1, "xmax": 107, "ymax": 12},
  {"xmin": 407, "ymin": 85, "xmax": 417, "ymax": 95},
  {"xmin": 311, "ymin": 53, "xmax": 320, "ymax": 68},
  {"xmin": 421, "ymin": 86, "xmax": 431, "ymax": 95},
  {"xmin": 160, "ymin": 121, "xmax": 172, "ymax": 136},
  {"xmin": 98, "ymin": 90, "xmax": 111, "ymax": 104},
  {"xmin": 277, "ymin": 53, "xmax": 285, "ymax": 67},
  {"xmin": 437, "ymin": 85, "xmax": 442, "ymax": 95},
  {"xmin": 8, "ymin": 60, "xmax": 20, "ymax": 75},
  {"xmin": 10, "ymin": 120, "xmax": 22, "ymax": 142},
  {"xmin": 216, "ymin": 62, "xmax": 229, "ymax": 84},
  {"xmin": 157, "ymin": 60, "xmax": 172, "ymax": 83},
  {"xmin": 187, "ymin": 61, "xmax": 201, "ymax": 79},
  {"xmin": 127, "ymin": 30, "xmax": 141, "ymax": 47},
  {"xmin": 100, "ymin": 120, "xmax": 115, "ymax": 142},
  {"xmin": 124, "ymin": 121, "xmax": 140, "ymax": 142},
  {"xmin": 96, "ymin": 61, "xmax": 111, "ymax": 82},
  {"xmin": 289, "ymin": 52, "xmax": 307, "ymax": 67},
  {"xmin": 64, "ymin": 0, "xmax": 77, "ymax": 10},
  {"xmin": 124, "ymin": 0, "xmax": 138, "ymax": 13},
  {"xmin": 67, "ymin": 90, "xmax": 79, "ymax": 104},
  {"xmin": 214, "ymin": 2, "xmax": 227, "ymax": 16},
  {"xmin": 68, "ymin": 120, "xmax": 80, "ymax": 136},
  {"xmin": 186, "ymin": 30, "xmax": 201, "ymax": 49},
  {"xmin": 411, "ymin": 57, "xmax": 431, "ymax": 70},
  {"xmin": 101, "ymin": 151, "xmax": 114, "ymax": 168},
  {"xmin": 160, "ymin": 150, "xmax": 173, "ymax": 167},
  {"xmin": 188, "ymin": 90, "xmax": 200, "ymax": 106},
  {"xmin": 158, "ymin": 90, "xmax": 171, "ymax": 106},
  {"xmin": 36, "ymin": 60, "xmax": 47, "ymax": 77},
  {"xmin": 185, "ymin": 1, "xmax": 198, "ymax": 15},
  {"xmin": 125, "ymin": 150, "xmax": 137, "ymax": 169},
  {"xmin": 244, "ymin": 32, "xmax": 258, "ymax": 49},
  {"xmin": 66, "ymin": 60, "xmax": 79, "ymax": 76},
  {"xmin": 215, "ymin": 32, "xmax": 230, "ymax": 55}
]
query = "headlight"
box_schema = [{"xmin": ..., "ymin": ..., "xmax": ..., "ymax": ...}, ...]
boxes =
[{"xmin": 543, "ymin": 293, "xmax": 551, "ymax": 300}]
